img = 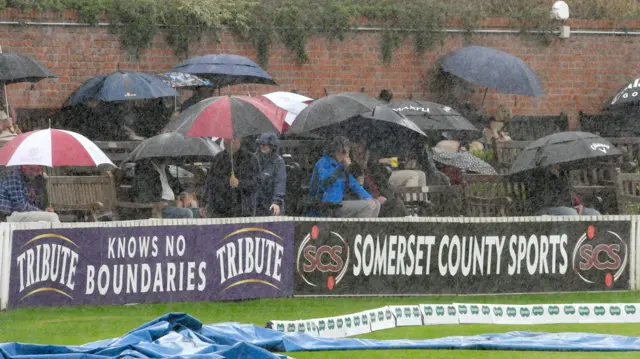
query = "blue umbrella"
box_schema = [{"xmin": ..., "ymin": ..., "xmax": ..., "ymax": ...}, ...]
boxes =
[
  {"xmin": 439, "ymin": 45, "xmax": 543, "ymax": 97},
  {"xmin": 170, "ymin": 54, "xmax": 277, "ymax": 88},
  {"xmin": 63, "ymin": 71, "xmax": 178, "ymax": 106}
]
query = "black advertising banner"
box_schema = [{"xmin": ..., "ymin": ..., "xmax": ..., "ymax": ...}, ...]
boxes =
[{"xmin": 294, "ymin": 220, "xmax": 631, "ymax": 295}]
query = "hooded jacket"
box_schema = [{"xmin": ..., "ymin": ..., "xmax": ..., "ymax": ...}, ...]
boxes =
[{"xmin": 255, "ymin": 133, "xmax": 287, "ymax": 216}]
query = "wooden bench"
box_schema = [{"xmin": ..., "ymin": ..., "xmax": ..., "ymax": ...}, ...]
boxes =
[
  {"xmin": 94, "ymin": 140, "xmax": 142, "ymax": 165},
  {"xmin": 47, "ymin": 173, "xmax": 118, "ymax": 222},
  {"xmin": 461, "ymin": 174, "xmax": 524, "ymax": 216},
  {"xmin": 111, "ymin": 168, "xmax": 169, "ymax": 219},
  {"xmin": 397, "ymin": 185, "xmax": 462, "ymax": 216}
]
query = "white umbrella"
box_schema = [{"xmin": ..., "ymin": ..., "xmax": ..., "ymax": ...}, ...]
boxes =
[
  {"xmin": 0, "ymin": 128, "xmax": 114, "ymax": 167},
  {"xmin": 261, "ymin": 91, "xmax": 313, "ymax": 128}
]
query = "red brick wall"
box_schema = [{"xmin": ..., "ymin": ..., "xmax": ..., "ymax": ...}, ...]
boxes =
[{"xmin": 1, "ymin": 10, "xmax": 640, "ymax": 128}]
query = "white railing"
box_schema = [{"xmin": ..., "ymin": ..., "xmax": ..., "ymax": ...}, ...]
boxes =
[{"xmin": 0, "ymin": 215, "xmax": 637, "ymax": 310}]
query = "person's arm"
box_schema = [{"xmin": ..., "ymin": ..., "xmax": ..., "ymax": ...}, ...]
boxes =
[
  {"xmin": 363, "ymin": 175, "xmax": 381, "ymax": 198},
  {"xmin": 6, "ymin": 172, "xmax": 40, "ymax": 212},
  {"xmin": 308, "ymin": 162, "xmax": 344, "ymax": 201},
  {"xmin": 239, "ymin": 153, "xmax": 260, "ymax": 192},
  {"xmin": 272, "ymin": 157, "xmax": 287, "ymax": 206},
  {"xmin": 348, "ymin": 173, "xmax": 373, "ymax": 200}
]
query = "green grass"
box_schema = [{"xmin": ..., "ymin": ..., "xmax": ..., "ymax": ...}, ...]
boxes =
[{"xmin": 2, "ymin": 292, "xmax": 640, "ymax": 358}]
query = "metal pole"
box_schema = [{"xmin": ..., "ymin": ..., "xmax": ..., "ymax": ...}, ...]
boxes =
[{"xmin": 0, "ymin": 46, "xmax": 8, "ymax": 117}]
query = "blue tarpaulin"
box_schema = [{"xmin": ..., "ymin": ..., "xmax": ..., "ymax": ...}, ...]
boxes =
[{"xmin": 2, "ymin": 313, "xmax": 640, "ymax": 359}]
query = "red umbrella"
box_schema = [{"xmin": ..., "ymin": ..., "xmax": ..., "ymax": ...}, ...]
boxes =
[
  {"xmin": 172, "ymin": 95, "xmax": 285, "ymax": 139},
  {"xmin": 0, "ymin": 128, "xmax": 114, "ymax": 167}
]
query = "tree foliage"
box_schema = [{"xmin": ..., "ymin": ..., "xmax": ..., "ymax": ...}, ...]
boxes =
[{"xmin": 2, "ymin": 0, "xmax": 639, "ymax": 64}]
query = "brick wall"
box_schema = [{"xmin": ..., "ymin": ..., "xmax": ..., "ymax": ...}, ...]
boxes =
[{"xmin": 1, "ymin": 10, "xmax": 640, "ymax": 129}]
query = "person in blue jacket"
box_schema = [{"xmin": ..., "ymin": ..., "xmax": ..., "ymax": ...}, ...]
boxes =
[
  {"xmin": 255, "ymin": 132, "xmax": 287, "ymax": 216},
  {"xmin": 307, "ymin": 136, "xmax": 380, "ymax": 218}
]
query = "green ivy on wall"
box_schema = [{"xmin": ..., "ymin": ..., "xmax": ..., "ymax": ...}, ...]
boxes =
[{"xmin": 2, "ymin": 0, "xmax": 639, "ymax": 65}]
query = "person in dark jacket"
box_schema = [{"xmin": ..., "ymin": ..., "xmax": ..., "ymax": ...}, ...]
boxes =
[
  {"xmin": 526, "ymin": 164, "xmax": 600, "ymax": 216},
  {"xmin": 132, "ymin": 159, "xmax": 201, "ymax": 218},
  {"xmin": 255, "ymin": 133, "xmax": 287, "ymax": 216},
  {"xmin": 203, "ymin": 138, "xmax": 260, "ymax": 217},
  {"xmin": 350, "ymin": 141, "xmax": 408, "ymax": 217}
]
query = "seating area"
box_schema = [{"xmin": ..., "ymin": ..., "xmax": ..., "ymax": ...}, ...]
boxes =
[{"xmin": 9, "ymin": 112, "xmax": 640, "ymax": 221}]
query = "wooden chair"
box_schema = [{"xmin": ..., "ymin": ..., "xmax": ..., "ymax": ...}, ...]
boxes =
[
  {"xmin": 616, "ymin": 172, "xmax": 640, "ymax": 215},
  {"xmin": 47, "ymin": 173, "xmax": 118, "ymax": 222},
  {"xmin": 492, "ymin": 140, "xmax": 529, "ymax": 174}
]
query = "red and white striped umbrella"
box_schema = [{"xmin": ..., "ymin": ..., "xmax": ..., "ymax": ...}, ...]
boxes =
[
  {"xmin": 0, "ymin": 129, "xmax": 115, "ymax": 167},
  {"xmin": 172, "ymin": 95, "xmax": 286, "ymax": 139}
]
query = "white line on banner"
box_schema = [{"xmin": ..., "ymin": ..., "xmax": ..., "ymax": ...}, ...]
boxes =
[
  {"xmin": 0, "ymin": 223, "xmax": 13, "ymax": 310},
  {"xmin": 633, "ymin": 216, "xmax": 639, "ymax": 290}
]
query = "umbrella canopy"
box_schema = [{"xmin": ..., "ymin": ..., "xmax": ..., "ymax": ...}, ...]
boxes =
[
  {"xmin": 439, "ymin": 45, "xmax": 543, "ymax": 97},
  {"xmin": 432, "ymin": 148, "xmax": 497, "ymax": 175},
  {"xmin": 287, "ymin": 92, "xmax": 382, "ymax": 135},
  {"xmin": 260, "ymin": 91, "xmax": 313, "ymax": 131},
  {"xmin": 170, "ymin": 54, "xmax": 277, "ymax": 88},
  {"xmin": 0, "ymin": 53, "xmax": 56, "ymax": 84},
  {"xmin": 509, "ymin": 131, "xmax": 622, "ymax": 176},
  {"xmin": 169, "ymin": 95, "xmax": 285, "ymax": 139},
  {"xmin": 606, "ymin": 77, "xmax": 640, "ymax": 109},
  {"xmin": 298, "ymin": 105, "xmax": 427, "ymax": 155},
  {"xmin": 0, "ymin": 129, "xmax": 114, "ymax": 167},
  {"xmin": 123, "ymin": 132, "xmax": 222, "ymax": 164},
  {"xmin": 391, "ymin": 100, "xmax": 480, "ymax": 135},
  {"xmin": 64, "ymin": 71, "xmax": 178, "ymax": 106},
  {"xmin": 156, "ymin": 72, "xmax": 212, "ymax": 89}
]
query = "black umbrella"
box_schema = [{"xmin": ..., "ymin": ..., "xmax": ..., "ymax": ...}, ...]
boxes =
[
  {"xmin": 390, "ymin": 100, "xmax": 480, "ymax": 136},
  {"xmin": 170, "ymin": 54, "xmax": 277, "ymax": 88},
  {"xmin": 0, "ymin": 53, "xmax": 56, "ymax": 84},
  {"xmin": 439, "ymin": 45, "xmax": 543, "ymax": 97},
  {"xmin": 605, "ymin": 77, "xmax": 640, "ymax": 109},
  {"xmin": 509, "ymin": 131, "xmax": 622, "ymax": 176},
  {"xmin": 123, "ymin": 132, "xmax": 222, "ymax": 164},
  {"xmin": 297, "ymin": 105, "xmax": 427, "ymax": 155},
  {"xmin": 287, "ymin": 92, "xmax": 382, "ymax": 135}
]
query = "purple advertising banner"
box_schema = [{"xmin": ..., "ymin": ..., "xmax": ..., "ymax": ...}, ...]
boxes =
[{"xmin": 8, "ymin": 222, "xmax": 294, "ymax": 308}]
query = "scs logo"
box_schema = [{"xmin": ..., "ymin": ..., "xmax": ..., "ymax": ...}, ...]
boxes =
[
  {"xmin": 572, "ymin": 224, "xmax": 628, "ymax": 287},
  {"xmin": 297, "ymin": 225, "xmax": 349, "ymax": 291}
]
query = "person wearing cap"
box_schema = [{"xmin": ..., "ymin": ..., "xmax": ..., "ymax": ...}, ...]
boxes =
[
  {"xmin": 0, "ymin": 166, "xmax": 60, "ymax": 223},
  {"xmin": 308, "ymin": 136, "xmax": 380, "ymax": 218},
  {"xmin": 255, "ymin": 132, "xmax": 287, "ymax": 216}
]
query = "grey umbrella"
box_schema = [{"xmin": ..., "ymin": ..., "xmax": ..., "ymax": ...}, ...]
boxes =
[
  {"xmin": 287, "ymin": 92, "xmax": 381, "ymax": 135},
  {"xmin": 0, "ymin": 52, "xmax": 56, "ymax": 84},
  {"xmin": 391, "ymin": 100, "xmax": 480, "ymax": 135},
  {"xmin": 432, "ymin": 148, "xmax": 497, "ymax": 175},
  {"xmin": 123, "ymin": 132, "xmax": 222, "ymax": 164},
  {"xmin": 509, "ymin": 131, "xmax": 622, "ymax": 176},
  {"xmin": 439, "ymin": 45, "xmax": 543, "ymax": 97}
]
